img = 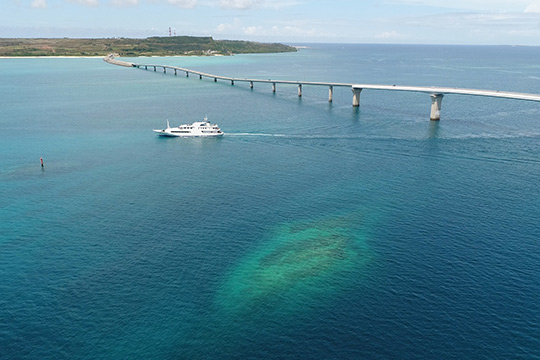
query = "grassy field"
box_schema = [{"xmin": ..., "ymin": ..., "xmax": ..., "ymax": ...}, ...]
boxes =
[{"xmin": 0, "ymin": 36, "xmax": 297, "ymax": 57}]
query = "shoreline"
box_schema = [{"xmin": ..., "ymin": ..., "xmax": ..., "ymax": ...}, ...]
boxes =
[
  {"xmin": 0, "ymin": 55, "xmax": 105, "ymax": 59},
  {"xmin": 0, "ymin": 54, "xmax": 234, "ymax": 59}
]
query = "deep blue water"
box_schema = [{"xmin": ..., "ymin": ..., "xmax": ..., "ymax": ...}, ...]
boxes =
[{"xmin": 1, "ymin": 44, "xmax": 540, "ymax": 359}]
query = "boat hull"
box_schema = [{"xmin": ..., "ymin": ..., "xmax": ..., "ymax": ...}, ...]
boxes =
[
  {"xmin": 153, "ymin": 117, "xmax": 224, "ymax": 137},
  {"xmin": 153, "ymin": 129, "xmax": 223, "ymax": 137}
]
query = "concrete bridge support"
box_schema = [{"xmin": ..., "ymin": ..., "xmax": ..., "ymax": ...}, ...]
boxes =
[
  {"xmin": 174, "ymin": 69, "xmax": 177, "ymax": 75},
  {"xmin": 272, "ymin": 83, "xmax": 276, "ymax": 93},
  {"xmin": 250, "ymin": 81, "xmax": 254, "ymax": 89},
  {"xmin": 329, "ymin": 86, "xmax": 333, "ymax": 102},
  {"xmin": 163, "ymin": 67, "xmax": 166, "ymax": 73},
  {"xmin": 186, "ymin": 71, "xmax": 189, "ymax": 77},
  {"xmin": 199, "ymin": 74, "xmax": 203, "ymax": 80},
  {"xmin": 430, "ymin": 94, "xmax": 444, "ymax": 121},
  {"xmin": 352, "ymin": 88, "xmax": 363, "ymax": 107},
  {"xmin": 231, "ymin": 80, "xmax": 235, "ymax": 85},
  {"xmin": 298, "ymin": 84, "xmax": 302, "ymax": 97}
]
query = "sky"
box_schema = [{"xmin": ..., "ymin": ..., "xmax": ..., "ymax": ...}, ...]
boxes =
[{"xmin": 3, "ymin": 0, "xmax": 540, "ymax": 45}]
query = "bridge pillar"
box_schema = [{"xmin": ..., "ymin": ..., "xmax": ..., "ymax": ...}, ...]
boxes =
[
  {"xmin": 154, "ymin": 66, "xmax": 156, "ymax": 72},
  {"xmin": 186, "ymin": 71, "xmax": 189, "ymax": 77},
  {"xmin": 199, "ymin": 74, "xmax": 202, "ymax": 80},
  {"xmin": 250, "ymin": 81, "xmax": 254, "ymax": 89},
  {"xmin": 231, "ymin": 80, "xmax": 235, "ymax": 85},
  {"xmin": 329, "ymin": 86, "xmax": 333, "ymax": 102},
  {"xmin": 430, "ymin": 93, "xmax": 444, "ymax": 121},
  {"xmin": 298, "ymin": 84, "xmax": 302, "ymax": 97},
  {"xmin": 144, "ymin": 65, "xmax": 147, "ymax": 70},
  {"xmin": 214, "ymin": 78, "xmax": 217, "ymax": 82},
  {"xmin": 352, "ymin": 88, "xmax": 362, "ymax": 107},
  {"xmin": 174, "ymin": 69, "xmax": 177, "ymax": 76},
  {"xmin": 163, "ymin": 67, "xmax": 166, "ymax": 73},
  {"xmin": 272, "ymin": 83, "xmax": 276, "ymax": 93}
]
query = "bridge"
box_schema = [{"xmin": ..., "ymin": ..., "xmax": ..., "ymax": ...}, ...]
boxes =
[{"xmin": 104, "ymin": 55, "xmax": 540, "ymax": 120}]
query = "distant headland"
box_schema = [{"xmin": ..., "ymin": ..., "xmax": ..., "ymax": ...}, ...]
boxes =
[{"xmin": 0, "ymin": 36, "xmax": 297, "ymax": 57}]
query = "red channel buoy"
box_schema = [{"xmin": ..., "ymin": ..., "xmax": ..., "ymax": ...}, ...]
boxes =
[{"xmin": 40, "ymin": 157, "xmax": 44, "ymax": 167}]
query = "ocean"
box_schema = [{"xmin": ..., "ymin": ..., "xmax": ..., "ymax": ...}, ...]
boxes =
[{"xmin": 1, "ymin": 44, "xmax": 539, "ymax": 359}]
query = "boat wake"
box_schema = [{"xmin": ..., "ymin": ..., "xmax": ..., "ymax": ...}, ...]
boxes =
[
  {"xmin": 442, "ymin": 131, "xmax": 540, "ymax": 140},
  {"xmin": 225, "ymin": 133, "xmax": 289, "ymax": 137},
  {"xmin": 225, "ymin": 131, "xmax": 540, "ymax": 140},
  {"xmin": 225, "ymin": 133, "xmax": 375, "ymax": 139}
]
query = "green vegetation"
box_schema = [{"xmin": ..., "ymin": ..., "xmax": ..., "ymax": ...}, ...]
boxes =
[{"xmin": 0, "ymin": 36, "xmax": 297, "ymax": 57}]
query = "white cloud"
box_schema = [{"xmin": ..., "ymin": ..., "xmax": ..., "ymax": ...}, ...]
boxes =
[
  {"xmin": 214, "ymin": 15, "xmax": 330, "ymax": 39},
  {"xmin": 219, "ymin": 0, "xmax": 259, "ymax": 9},
  {"xmin": 216, "ymin": 17, "xmax": 241, "ymax": 33},
  {"xmin": 53, "ymin": 0, "xmax": 301, "ymax": 10},
  {"xmin": 264, "ymin": 1, "xmax": 300, "ymax": 9},
  {"xmin": 242, "ymin": 25, "xmax": 319, "ymax": 38},
  {"xmin": 218, "ymin": 0, "xmax": 298, "ymax": 10},
  {"xmin": 385, "ymin": 0, "xmax": 536, "ymax": 12},
  {"xmin": 390, "ymin": 10, "xmax": 540, "ymax": 44},
  {"xmin": 274, "ymin": 25, "xmax": 317, "ymax": 36},
  {"xmin": 243, "ymin": 26, "xmax": 258, "ymax": 35},
  {"xmin": 67, "ymin": 0, "xmax": 100, "ymax": 6},
  {"xmin": 111, "ymin": 0, "xmax": 139, "ymax": 5},
  {"xmin": 403, "ymin": 11, "xmax": 540, "ymax": 28},
  {"xmin": 524, "ymin": 1, "xmax": 540, "ymax": 13},
  {"xmin": 375, "ymin": 30, "xmax": 403, "ymax": 39},
  {"xmin": 31, "ymin": 0, "xmax": 47, "ymax": 8},
  {"xmin": 256, "ymin": 0, "xmax": 299, "ymax": 10},
  {"xmin": 168, "ymin": 0, "xmax": 198, "ymax": 8}
]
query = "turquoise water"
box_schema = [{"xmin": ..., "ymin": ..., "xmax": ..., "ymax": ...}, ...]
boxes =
[{"xmin": 1, "ymin": 45, "xmax": 540, "ymax": 359}]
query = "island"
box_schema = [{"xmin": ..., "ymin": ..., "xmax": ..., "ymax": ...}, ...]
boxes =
[{"xmin": 0, "ymin": 36, "xmax": 297, "ymax": 57}]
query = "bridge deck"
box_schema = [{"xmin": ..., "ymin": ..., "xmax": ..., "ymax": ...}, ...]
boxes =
[
  {"xmin": 352, "ymin": 84, "xmax": 540, "ymax": 102},
  {"xmin": 136, "ymin": 63, "xmax": 353, "ymax": 87},
  {"xmin": 104, "ymin": 55, "xmax": 540, "ymax": 106},
  {"xmin": 141, "ymin": 63, "xmax": 540, "ymax": 102}
]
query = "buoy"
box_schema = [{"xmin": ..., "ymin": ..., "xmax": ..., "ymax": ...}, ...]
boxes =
[{"xmin": 40, "ymin": 157, "xmax": 44, "ymax": 167}]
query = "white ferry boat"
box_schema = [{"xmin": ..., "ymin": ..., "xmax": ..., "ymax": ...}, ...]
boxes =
[{"xmin": 153, "ymin": 116, "xmax": 224, "ymax": 137}]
